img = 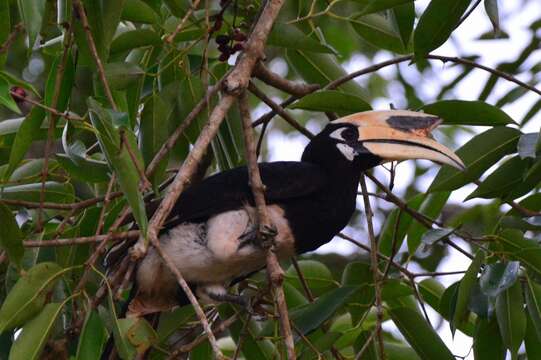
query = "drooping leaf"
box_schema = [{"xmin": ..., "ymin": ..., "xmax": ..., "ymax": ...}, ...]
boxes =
[
  {"xmin": 495, "ymin": 229, "xmax": 541, "ymax": 277},
  {"xmin": 351, "ymin": 13, "xmax": 408, "ymax": 53},
  {"xmin": 421, "ymin": 100, "xmax": 515, "ymax": 126},
  {"xmin": 88, "ymin": 98, "xmax": 148, "ymax": 234},
  {"xmin": 341, "ymin": 261, "xmax": 375, "ymax": 323},
  {"xmin": 0, "ymin": 262, "xmax": 64, "ymax": 333},
  {"xmin": 122, "ymin": 0, "xmax": 159, "ymax": 24},
  {"xmin": 0, "ymin": 182, "xmax": 74, "ymax": 204},
  {"xmin": 290, "ymin": 90, "xmax": 371, "ymax": 116},
  {"xmin": 0, "ymin": 203, "xmax": 24, "ymax": 268},
  {"xmin": 484, "ymin": 0, "xmax": 500, "ymax": 33},
  {"xmin": 285, "ymin": 260, "xmax": 336, "ymax": 297},
  {"xmin": 420, "ymin": 228, "xmax": 454, "ymax": 246},
  {"xmin": 479, "ymin": 261, "xmax": 520, "ymax": 297},
  {"xmin": 0, "ymin": 76, "xmax": 20, "ymax": 114},
  {"xmin": 268, "ymin": 25, "xmax": 335, "ymax": 53},
  {"xmin": 8, "ymin": 303, "xmax": 63, "ymax": 360},
  {"xmin": 525, "ymin": 317, "xmax": 541, "ymax": 360},
  {"xmin": 17, "ymin": 0, "xmax": 46, "ymax": 47},
  {"xmin": 453, "ymin": 251, "xmax": 484, "ymax": 328},
  {"xmin": 157, "ymin": 306, "xmax": 195, "ymax": 342},
  {"xmin": 473, "ymin": 317, "xmax": 506, "ymax": 360},
  {"xmin": 429, "ymin": 127, "xmax": 521, "ymax": 192},
  {"xmin": 495, "ymin": 281, "xmax": 526, "ymax": 357},
  {"xmin": 389, "ymin": 306, "xmax": 455, "ymax": 360},
  {"xmin": 104, "ymin": 62, "xmax": 145, "ymax": 90},
  {"xmin": 413, "ymin": 0, "xmax": 474, "ymax": 59},
  {"xmin": 392, "ymin": 1, "xmax": 415, "ymax": 48},
  {"xmin": 76, "ymin": 310, "xmax": 108, "ymax": 360},
  {"xmin": 110, "ymin": 29, "xmax": 161, "ymax": 55},
  {"xmin": 524, "ymin": 274, "xmax": 541, "ymax": 342}
]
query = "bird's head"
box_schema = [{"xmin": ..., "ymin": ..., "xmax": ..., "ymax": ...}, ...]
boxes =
[{"xmin": 302, "ymin": 110, "xmax": 465, "ymax": 171}]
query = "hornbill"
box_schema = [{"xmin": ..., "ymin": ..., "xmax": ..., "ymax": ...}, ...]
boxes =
[{"xmin": 108, "ymin": 109, "xmax": 464, "ymax": 316}]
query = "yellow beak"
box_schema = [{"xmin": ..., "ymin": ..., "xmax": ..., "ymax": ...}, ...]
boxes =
[{"xmin": 336, "ymin": 110, "xmax": 465, "ymax": 170}]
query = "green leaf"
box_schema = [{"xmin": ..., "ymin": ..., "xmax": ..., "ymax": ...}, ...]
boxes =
[
  {"xmin": 495, "ymin": 229, "xmax": 541, "ymax": 277},
  {"xmin": 484, "ymin": 0, "xmax": 500, "ymax": 33},
  {"xmin": 453, "ymin": 251, "xmax": 484, "ymax": 328},
  {"xmin": 479, "ymin": 261, "xmax": 520, "ymax": 297},
  {"xmin": 110, "ymin": 29, "xmax": 161, "ymax": 55},
  {"xmin": 413, "ymin": 0, "xmax": 474, "ymax": 58},
  {"xmin": 421, "ymin": 100, "xmax": 515, "ymax": 126},
  {"xmin": 0, "ymin": 262, "xmax": 64, "ymax": 333},
  {"xmin": 407, "ymin": 192, "xmax": 450, "ymax": 254},
  {"xmin": 44, "ymin": 51, "xmax": 75, "ymax": 113},
  {"xmin": 290, "ymin": 90, "xmax": 371, "ymax": 116},
  {"xmin": 517, "ymin": 132, "xmax": 538, "ymax": 159},
  {"xmin": 104, "ymin": 62, "xmax": 145, "ymax": 90},
  {"xmin": 465, "ymin": 156, "xmax": 529, "ymax": 200},
  {"xmin": 420, "ymin": 228, "xmax": 454, "ymax": 246},
  {"xmin": 267, "ymin": 25, "xmax": 335, "ymax": 53},
  {"xmin": 429, "ymin": 127, "xmax": 521, "ymax": 192},
  {"xmin": 0, "ymin": 203, "xmax": 24, "ymax": 268},
  {"xmin": 468, "ymin": 281, "xmax": 493, "ymax": 318},
  {"xmin": 118, "ymin": 317, "xmax": 157, "ymax": 354},
  {"xmin": 157, "ymin": 306, "xmax": 195, "ymax": 342},
  {"xmin": 8, "ymin": 303, "xmax": 63, "ymax": 360},
  {"xmin": 0, "ymin": 77, "xmax": 20, "ymax": 114},
  {"xmin": 122, "ymin": 0, "xmax": 159, "ymax": 23},
  {"xmin": 353, "ymin": 0, "xmax": 414, "ymax": 15},
  {"xmin": 285, "ymin": 260, "xmax": 336, "ymax": 297},
  {"xmin": 0, "ymin": 182, "xmax": 74, "ymax": 204},
  {"xmin": 524, "ymin": 274, "xmax": 541, "ymax": 342},
  {"xmin": 380, "ymin": 194, "xmax": 424, "ymax": 257},
  {"xmin": 88, "ymin": 98, "xmax": 148, "ymax": 234},
  {"xmin": 0, "ymin": 2, "xmax": 10, "ymax": 68},
  {"xmin": 341, "ymin": 261, "xmax": 374, "ymax": 323},
  {"xmin": 76, "ymin": 310, "xmax": 107, "ymax": 360},
  {"xmin": 473, "ymin": 317, "xmax": 506, "ymax": 360},
  {"xmin": 351, "ymin": 14, "xmax": 408, "ymax": 53},
  {"xmin": 4, "ymin": 103, "xmax": 45, "ymax": 180},
  {"xmin": 17, "ymin": 0, "xmax": 46, "ymax": 47},
  {"xmin": 418, "ymin": 278, "xmax": 445, "ymax": 310},
  {"xmin": 389, "ymin": 306, "xmax": 455, "ymax": 360},
  {"xmin": 392, "ymin": 1, "xmax": 415, "ymax": 48},
  {"xmin": 140, "ymin": 95, "xmax": 173, "ymax": 189},
  {"xmin": 525, "ymin": 317, "xmax": 541, "ymax": 360},
  {"xmin": 56, "ymin": 154, "xmax": 110, "ymax": 183},
  {"xmin": 495, "ymin": 281, "xmax": 526, "ymax": 357},
  {"xmin": 286, "ymin": 49, "xmax": 367, "ymax": 99}
]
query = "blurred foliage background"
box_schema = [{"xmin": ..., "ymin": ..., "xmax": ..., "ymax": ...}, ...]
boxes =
[{"xmin": 0, "ymin": 0, "xmax": 540, "ymax": 359}]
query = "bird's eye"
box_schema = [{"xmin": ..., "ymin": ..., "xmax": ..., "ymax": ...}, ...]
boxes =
[{"xmin": 341, "ymin": 127, "xmax": 358, "ymax": 142}]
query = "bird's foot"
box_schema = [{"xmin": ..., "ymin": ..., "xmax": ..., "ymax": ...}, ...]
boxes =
[{"xmin": 238, "ymin": 224, "xmax": 278, "ymax": 249}]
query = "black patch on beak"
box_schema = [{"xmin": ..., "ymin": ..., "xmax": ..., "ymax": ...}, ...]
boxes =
[{"xmin": 386, "ymin": 116, "xmax": 441, "ymax": 132}]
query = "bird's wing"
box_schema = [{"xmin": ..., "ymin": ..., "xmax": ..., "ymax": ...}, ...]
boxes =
[{"xmin": 162, "ymin": 161, "xmax": 327, "ymax": 229}]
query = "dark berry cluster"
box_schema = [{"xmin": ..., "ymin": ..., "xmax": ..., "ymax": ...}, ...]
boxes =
[{"xmin": 216, "ymin": 28, "xmax": 247, "ymax": 62}]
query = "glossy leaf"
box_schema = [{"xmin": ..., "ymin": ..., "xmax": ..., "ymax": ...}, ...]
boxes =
[
  {"xmin": 285, "ymin": 260, "xmax": 336, "ymax": 297},
  {"xmin": 110, "ymin": 29, "xmax": 161, "ymax": 55},
  {"xmin": 413, "ymin": 0, "xmax": 474, "ymax": 58},
  {"xmin": 484, "ymin": 0, "xmax": 500, "ymax": 33},
  {"xmin": 140, "ymin": 94, "xmax": 173, "ymax": 189},
  {"xmin": 525, "ymin": 317, "xmax": 541, "ymax": 359},
  {"xmin": 351, "ymin": 14, "xmax": 408, "ymax": 53},
  {"xmin": 290, "ymin": 90, "xmax": 371, "ymax": 116},
  {"xmin": 76, "ymin": 310, "xmax": 107, "ymax": 360},
  {"xmin": 453, "ymin": 251, "xmax": 484, "ymax": 328},
  {"xmin": 495, "ymin": 229, "xmax": 541, "ymax": 277},
  {"xmin": 157, "ymin": 306, "xmax": 195, "ymax": 342},
  {"xmin": 389, "ymin": 306, "xmax": 455, "ymax": 360},
  {"xmin": 429, "ymin": 127, "xmax": 521, "ymax": 192},
  {"xmin": 286, "ymin": 49, "xmax": 367, "ymax": 99},
  {"xmin": 88, "ymin": 98, "xmax": 148, "ymax": 234},
  {"xmin": 392, "ymin": 1, "xmax": 415, "ymax": 47},
  {"xmin": 466, "ymin": 156, "xmax": 529, "ymax": 200},
  {"xmin": 473, "ymin": 317, "xmax": 506, "ymax": 360},
  {"xmin": 420, "ymin": 228, "xmax": 454, "ymax": 246},
  {"xmin": 122, "ymin": 0, "xmax": 159, "ymax": 23},
  {"xmin": 524, "ymin": 274, "xmax": 541, "ymax": 342},
  {"xmin": 56, "ymin": 154, "xmax": 110, "ymax": 183},
  {"xmin": 17, "ymin": 0, "xmax": 46, "ymax": 47},
  {"xmin": 354, "ymin": 0, "xmax": 414, "ymax": 15},
  {"xmin": 44, "ymin": 51, "xmax": 75, "ymax": 113},
  {"xmin": 421, "ymin": 100, "xmax": 515, "ymax": 126},
  {"xmin": 118, "ymin": 317, "xmax": 157, "ymax": 354},
  {"xmin": 0, "ymin": 262, "xmax": 63, "ymax": 333},
  {"xmin": 0, "ymin": 203, "xmax": 24, "ymax": 268},
  {"xmin": 268, "ymin": 25, "xmax": 334, "ymax": 53},
  {"xmin": 495, "ymin": 281, "xmax": 526, "ymax": 357},
  {"xmin": 8, "ymin": 303, "xmax": 63, "ymax": 360},
  {"xmin": 341, "ymin": 261, "xmax": 375, "ymax": 323},
  {"xmin": 479, "ymin": 261, "xmax": 520, "ymax": 297},
  {"xmin": 104, "ymin": 62, "xmax": 145, "ymax": 90},
  {"xmin": 0, "ymin": 182, "xmax": 74, "ymax": 203}
]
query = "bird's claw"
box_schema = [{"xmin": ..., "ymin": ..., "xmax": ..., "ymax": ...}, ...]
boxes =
[{"xmin": 259, "ymin": 224, "xmax": 278, "ymax": 249}]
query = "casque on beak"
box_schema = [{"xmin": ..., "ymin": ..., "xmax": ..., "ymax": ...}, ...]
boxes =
[{"xmin": 335, "ymin": 110, "xmax": 465, "ymax": 170}]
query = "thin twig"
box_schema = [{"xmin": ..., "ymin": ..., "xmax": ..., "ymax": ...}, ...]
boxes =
[
  {"xmin": 254, "ymin": 62, "xmax": 320, "ymax": 96},
  {"xmin": 0, "ymin": 22, "xmax": 24, "ymax": 54},
  {"xmin": 24, "ymin": 230, "xmax": 139, "ymax": 247},
  {"xmin": 9, "ymin": 90, "xmax": 84, "ymax": 121},
  {"xmin": 72, "ymin": 0, "xmax": 117, "ymax": 110},
  {"xmin": 359, "ymin": 176, "xmax": 385, "ymax": 360},
  {"xmin": 165, "ymin": 0, "xmax": 202, "ymax": 44},
  {"xmin": 239, "ymin": 91, "xmax": 296, "ymax": 359}
]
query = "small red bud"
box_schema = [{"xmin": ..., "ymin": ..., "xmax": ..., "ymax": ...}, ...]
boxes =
[{"xmin": 10, "ymin": 87, "xmax": 26, "ymax": 103}]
